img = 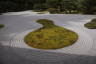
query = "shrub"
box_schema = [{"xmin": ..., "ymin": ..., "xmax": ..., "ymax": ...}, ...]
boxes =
[
  {"xmin": 47, "ymin": 8, "xmax": 58, "ymax": 14},
  {"xmin": 84, "ymin": 18, "xmax": 96, "ymax": 29},
  {"xmin": 0, "ymin": 1, "xmax": 19, "ymax": 13},
  {"xmin": 80, "ymin": 0, "xmax": 96, "ymax": 14},
  {"xmin": 0, "ymin": 24, "xmax": 4, "ymax": 29},
  {"xmin": 33, "ymin": 4, "xmax": 47, "ymax": 12},
  {"xmin": 33, "ymin": 4, "xmax": 42, "ymax": 11},
  {"xmin": 91, "ymin": 18, "xmax": 96, "ymax": 22}
]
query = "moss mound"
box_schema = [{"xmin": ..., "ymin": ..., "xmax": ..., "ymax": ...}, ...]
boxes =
[
  {"xmin": 24, "ymin": 19, "xmax": 78, "ymax": 50},
  {"xmin": 84, "ymin": 18, "xmax": 96, "ymax": 29},
  {"xmin": 0, "ymin": 24, "xmax": 4, "ymax": 29}
]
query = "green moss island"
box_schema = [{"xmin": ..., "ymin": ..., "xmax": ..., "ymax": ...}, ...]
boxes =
[{"xmin": 24, "ymin": 19, "xmax": 78, "ymax": 50}]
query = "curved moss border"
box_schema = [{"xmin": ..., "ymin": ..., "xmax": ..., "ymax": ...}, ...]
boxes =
[
  {"xmin": 84, "ymin": 18, "xmax": 96, "ymax": 29},
  {"xmin": 24, "ymin": 19, "xmax": 78, "ymax": 50},
  {"xmin": 0, "ymin": 24, "xmax": 4, "ymax": 29}
]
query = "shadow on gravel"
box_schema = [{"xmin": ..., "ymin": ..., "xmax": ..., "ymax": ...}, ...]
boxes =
[{"xmin": 0, "ymin": 44, "xmax": 96, "ymax": 64}]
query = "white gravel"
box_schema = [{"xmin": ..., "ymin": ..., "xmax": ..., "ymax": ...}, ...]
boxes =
[
  {"xmin": 2, "ymin": 10, "xmax": 50, "ymax": 15},
  {"xmin": 0, "ymin": 11, "xmax": 96, "ymax": 56}
]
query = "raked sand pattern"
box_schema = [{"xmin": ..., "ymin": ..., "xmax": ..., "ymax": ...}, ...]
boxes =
[
  {"xmin": 0, "ymin": 11, "xmax": 96, "ymax": 63},
  {"xmin": 9, "ymin": 25, "xmax": 93, "ymax": 55}
]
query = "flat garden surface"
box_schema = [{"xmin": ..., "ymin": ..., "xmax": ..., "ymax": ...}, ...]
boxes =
[{"xmin": 0, "ymin": 11, "xmax": 96, "ymax": 64}]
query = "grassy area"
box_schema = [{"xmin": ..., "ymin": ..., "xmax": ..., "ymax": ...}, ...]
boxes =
[
  {"xmin": 0, "ymin": 24, "xmax": 4, "ymax": 29},
  {"xmin": 84, "ymin": 18, "xmax": 96, "ymax": 29},
  {"xmin": 24, "ymin": 19, "xmax": 78, "ymax": 50}
]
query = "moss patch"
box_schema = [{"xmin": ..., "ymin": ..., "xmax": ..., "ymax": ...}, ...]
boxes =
[
  {"xmin": 37, "ymin": 12, "xmax": 46, "ymax": 14},
  {"xmin": 84, "ymin": 18, "xmax": 96, "ymax": 29},
  {"xmin": 0, "ymin": 24, "xmax": 4, "ymax": 29},
  {"xmin": 24, "ymin": 19, "xmax": 78, "ymax": 50}
]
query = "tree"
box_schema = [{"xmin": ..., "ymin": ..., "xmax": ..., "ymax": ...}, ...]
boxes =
[
  {"xmin": 80, "ymin": 0, "xmax": 96, "ymax": 14},
  {"xmin": 62, "ymin": 0, "xmax": 78, "ymax": 13},
  {"xmin": 46, "ymin": 0, "xmax": 59, "ymax": 8},
  {"xmin": 0, "ymin": 1, "xmax": 19, "ymax": 13}
]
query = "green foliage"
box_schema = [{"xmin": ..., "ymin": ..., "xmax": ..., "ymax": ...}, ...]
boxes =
[
  {"xmin": 84, "ymin": 18, "xmax": 96, "ymax": 29},
  {"xmin": 80, "ymin": 0, "xmax": 96, "ymax": 14},
  {"xmin": 33, "ymin": 4, "xmax": 47, "ymax": 11},
  {"xmin": 0, "ymin": 1, "xmax": 19, "ymax": 13},
  {"xmin": 91, "ymin": 18, "xmax": 96, "ymax": 22},
  {"xmin": 33, "ymin": 4, "xmax": 42, "ymax": 11},
  {"xmin": 0, "ymin": 0, "xmax": 96, "ymax": 14},
  {"xmin": 37, "ymin": 12, "xmax": 46, "ymax": 14},
  {"xmin": 0, "ymin": 0, "xmax": 34, "ymax": 13},
  {"xmin": 47, "ymin": 8, "xmax": 58, "ymax": 14},
  {"xmin": 62, "ymin": 0, "xmax": 78, "ymax": 13},
  {"xmin": 24, "ymin": 19, "xmax": 78, "ymax": 49},
  {"xmin": 46, "ymin": 0, "xmax": 79, "ymax": 13},
  {"xmin": 46, "ymin": 0, "xmax": 59, "ymax": 8},
  {"xmin": 0, "ymin": 24, "xmax": 4, "ymax": 29}
]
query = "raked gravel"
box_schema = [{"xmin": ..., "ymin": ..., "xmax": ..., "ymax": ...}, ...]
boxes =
[{"xmin": 0, "ymin": 11, "xmax": 96, "ymax": 64}]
